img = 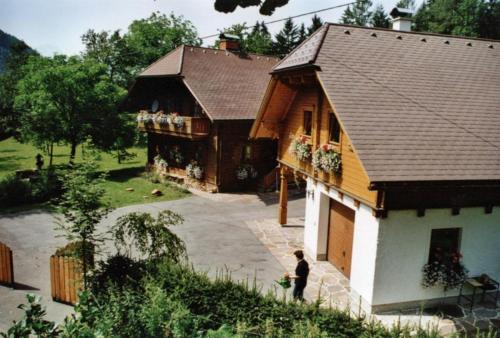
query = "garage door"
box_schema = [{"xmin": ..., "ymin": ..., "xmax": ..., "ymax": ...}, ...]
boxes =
[{"xmin": 327, "ymin": 199, "xmax": 355, "ymax": 278}]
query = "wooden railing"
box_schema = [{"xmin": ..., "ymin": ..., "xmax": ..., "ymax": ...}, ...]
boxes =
[
  {"xmin": 50, "ymin": 256, "xmax": 82, "ymax": 305},
  {"xmin": 0, "ymin": 242, "xmax": 14, "ymax": 287},
  {"xmin": 137, "ymin": 112, "xmax": 210, "ymax": 139}
]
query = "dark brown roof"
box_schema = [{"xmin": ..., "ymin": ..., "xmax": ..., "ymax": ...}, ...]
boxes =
[
  {"xmin": 138, "ymin": 46, "xmax": 279, "ymax": 120},
  {"xmin": 277, "ymin": 24, "xmax": 500, "ymax": 182}
]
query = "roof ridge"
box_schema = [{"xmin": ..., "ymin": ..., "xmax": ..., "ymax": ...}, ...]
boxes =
[
  {"xmin": 326, "ymin": 23, "xmax": 500, "ymax": 44},
  {"xmin": 185, "ymin": 45, "xmax": 280, "ymax": 60}
]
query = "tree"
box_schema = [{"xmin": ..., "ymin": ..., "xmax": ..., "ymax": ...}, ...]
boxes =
[
  {"xmin": 125, "ymin": 12, "xmax": 201, "ymax": 70},
  {"xmin": 341, "ymin": 0, "xmax": 373, "ymax": 26},
  {"xmin": 81, "ymin": 29, "xmax": 136, "ymax": 88},
  {"xmin": 273, "ymin": 18, "xmax": 299, "ymax": 58},
  {"xmin": 112, "ymin": 210, "xmax": 186, "ymax": 262},
  {"xmin": 15, "ymin": 55, "xmax": 126, "ymax": 162},
  {"xmin": 413, "ymin": 0, "xmax": 500, "ymax": 39},
  {"xmin": 297, "ymin": 23, "xmax": 307, "ymax": 45},
  {"xmin": 214, "ymin": 0, "xmax": 289, "ymax": 15},
  {"xmin": 246, "ymin": 21, "xmax": 273, "ymax": 54},
  {"xmin": 371, "ymin": 4, "xmax": 390, "ymax": 28},
  {"xmin": 0, "ymin": 41, "xmax": 35, "ymax": 137},
  {"xmin": 307, "ymin": 14, "xmax": 324, "ymax": 35},
  {"xmin": 55, "ymin": 162, "xmax": 112, "ymax": 288},
  {"xmin": 396, "ymin": 0, "xmax": 416, "ymax": 10}
]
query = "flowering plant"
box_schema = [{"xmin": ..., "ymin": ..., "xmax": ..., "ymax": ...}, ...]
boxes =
[
  {"xmin": 155, "ymin": 113, "xmax": 169, "ymax": 125},
  {"xmin": 312, "ymin": 144, "xmax": 341, "ymax": 174},
  {"xmin": 167, "ymin": 113, "xmax": 185, "ymax": 128},
  {"xmin": 422, "ymin": 250, "xmax": 468, "ymax": 291},
  {"xmin": 169, "ymin": 145, "xmax": 184, "ymax": 165},
  {"xmin": 137, "ymin": 112, "xmax": 154, "ymax": 123},
  {"xmin": 290, "ymin": 136, "xmax": 311, "ymax": 161},
  {"xmin": 154, "ymin": 154, "xmax": 168, "ymax": 170},
  {"xmin": 235, "ymin": 164, "xmax": 258, "ymax": 181},
  {"xmin": 186, "ymin": 161, "xmax": 204, "ymax": 180}
]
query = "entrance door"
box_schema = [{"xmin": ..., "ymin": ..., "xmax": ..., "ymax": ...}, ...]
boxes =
[{"xmin": 327, "ymin": 199, "xmax": 355, "ymax": 278}]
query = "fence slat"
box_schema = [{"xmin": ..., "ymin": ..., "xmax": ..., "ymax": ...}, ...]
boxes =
[
  {"xmin": 69, "ymin": 259, "xmax": 75, "ymax": 304},
  {"xmin": 58, "ymin": 258, "xmax": 65, "ymax": 301},
  {"xmin": 50, "ymin": 256, "xmax": 55, "ymax": 298},
  {"xmin": 64, "ymin": 257, "xmax": 70, "ymax": 302},
  {"xmin": 0, "ymin": 242, "xmax": 14, "ymax": 286}
]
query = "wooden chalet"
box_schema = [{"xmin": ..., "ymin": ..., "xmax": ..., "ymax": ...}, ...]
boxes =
[
  {"xmin": 127, "ymin": 36, "xmax": 279, "ymax": 192},
  {"xmin": 251, "ymin": 23, "xmax": 500, "ymax": 312}
]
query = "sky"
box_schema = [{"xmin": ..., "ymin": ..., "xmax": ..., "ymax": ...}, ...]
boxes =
[{"xmin": 0, "ymin": 0, "xmax": 415, "ymax": 56}]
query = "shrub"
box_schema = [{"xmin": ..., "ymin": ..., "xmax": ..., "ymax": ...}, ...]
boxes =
[
  {"xmin": 54, "ymin": 241, "xmax": 95, "ymax": 269},
  {"xmin": 0, "ymin": 174, "xmax": 32, "ymax": 208}
]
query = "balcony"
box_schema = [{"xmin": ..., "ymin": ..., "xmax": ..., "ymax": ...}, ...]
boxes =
[{"xmin": 137, "ymin": 111, "xmax": 210, "ymax": 139}]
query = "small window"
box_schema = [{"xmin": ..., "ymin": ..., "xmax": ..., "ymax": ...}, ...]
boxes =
[
  {"xmin": 329, "ymin": 113, "xmax": 341, "ymax": 143},
  {"xmin": 242, "ymin": 144, "xmax": 252, "ymax": 161},
  {"xmin": 303, "ymin": 111, "xmax": 312, "ymax": 136},
  {"xmin": 428, "ymin": 228, "xmax": 461, "ymax": 264}
]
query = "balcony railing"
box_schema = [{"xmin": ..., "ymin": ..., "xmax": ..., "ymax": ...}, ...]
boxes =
[{"xmin": 137, "ymin": 111, "xmax": 210, "ymax": 139}]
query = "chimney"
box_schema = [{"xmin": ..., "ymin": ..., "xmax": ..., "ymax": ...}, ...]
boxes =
[
  {"xmin": 219, "ymin": 33, "xmax": 240, "ymax": 51},
  {"xmin": 390, "ymin": 7, "xmax": 414, "ymax": 32}
]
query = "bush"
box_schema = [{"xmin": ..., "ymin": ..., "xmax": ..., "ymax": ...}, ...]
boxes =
[{"xmin": 0, "ymin": 174, "xmax": 32, "ymax": 208}]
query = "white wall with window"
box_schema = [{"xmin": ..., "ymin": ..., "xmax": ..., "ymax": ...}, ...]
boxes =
[{"xmin": 371, "ymin": 207, "xmax": 500, "ymax": 310}]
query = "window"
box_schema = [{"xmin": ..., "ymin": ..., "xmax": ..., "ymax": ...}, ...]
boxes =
[
  {"xmin": 303, "ymin": 111, "xmax": 312, "ymax": 136},
  {"xmin": 329, "ymin": 113, "xmax": 341, "ymax": 143},
  {"xmin": 428, "ymin": 228, "xmax": 461, "ymax": 264},
  {"xmin": 242, "ymin": 144, "xmax": 252, "ymax": 161}
]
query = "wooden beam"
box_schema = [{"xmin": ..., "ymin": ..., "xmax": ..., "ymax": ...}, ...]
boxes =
[{"xmin": 278, "ymin": 166, "xmax": 288, "ymax": 225}]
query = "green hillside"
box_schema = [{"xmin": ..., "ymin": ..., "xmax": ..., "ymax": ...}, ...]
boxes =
[{"xmin": 0, "ymin": 29, "xmax": 31, "ymax": 72}]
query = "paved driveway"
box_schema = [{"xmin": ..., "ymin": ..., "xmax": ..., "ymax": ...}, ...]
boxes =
[{"xmin": 0, "ymin": 191, "xmax": 305, "ymax": 331}]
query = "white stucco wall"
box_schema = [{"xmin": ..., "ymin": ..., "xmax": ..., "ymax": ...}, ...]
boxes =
[
  {"xmin": 303, "ymin": 179, "xmax": 380, "ymax": 309},
  {"xmin": 372, "ymin": 207, "xmax": 500, "ymax": 306}
]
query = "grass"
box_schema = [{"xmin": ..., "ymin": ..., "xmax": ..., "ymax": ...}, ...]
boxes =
[
  {"xmin": 0, "ymin": 138, "xmax": 190, "ymax": 211},
  {"xmin": 102, "ymin": 167, "xmax": 189, "ymax": 208},
  {"xmin": 0, "ymin": 137, "xmax": 147, "ymax": 178}
]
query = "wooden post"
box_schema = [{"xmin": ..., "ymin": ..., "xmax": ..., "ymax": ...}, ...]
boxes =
[{"xmin": 278, "ymin": 166, "xmax": 288, "ymax": 225}]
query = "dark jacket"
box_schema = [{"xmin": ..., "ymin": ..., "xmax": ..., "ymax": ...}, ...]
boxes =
[{"xmin": 295, "ymin": 259, "xmax": 309, "ymax": 286}]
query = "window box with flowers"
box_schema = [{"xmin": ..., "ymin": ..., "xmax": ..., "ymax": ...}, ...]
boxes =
[
  {"xmin": 235, "ymin": 164, "xmax": 258, "ymax": 181},
  {"xmin": 422, "ymin": 249, "xmax": 468, "ymax": 292},
  {"xmin": 166, "ymin": 113, "xmax": 185, "ymax": 129},
  {"xmin": 154, "ymin": 154, "xmax": 168, "ymax": 171},
  {"xmin": 186, "ymin": 160, "xmax": 204, "ymax": 180},
  {"xmin": 312, "ymin": 144, "xmax": 342, "ymax": 174},
  {"xmin": 290, "ymin": 136, "xmax": 312, "ymax": 162}
]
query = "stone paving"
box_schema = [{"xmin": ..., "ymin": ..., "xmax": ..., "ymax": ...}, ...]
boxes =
[{"xmin": 246, "ymin": 217, "xmax": 500, "ymax": 337}]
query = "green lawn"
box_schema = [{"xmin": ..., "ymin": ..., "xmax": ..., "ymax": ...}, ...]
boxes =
[{"xmin": 0, "ymin": 138, "xmax": 189, "ymax": 211}]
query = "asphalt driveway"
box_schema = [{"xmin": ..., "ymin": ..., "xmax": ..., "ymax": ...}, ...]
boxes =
[{"xmin": 0, "ymin": 191, "xmax": 305, "ymax": 331}]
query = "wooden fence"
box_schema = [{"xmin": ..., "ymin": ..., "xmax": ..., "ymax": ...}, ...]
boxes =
[
  {"xmin": 0, "ymin": 242, "xmax": 14, "ymax": 287},
  {"xmin": 50, "ymin": 256, "xmax": 82, "ymax": 305}
]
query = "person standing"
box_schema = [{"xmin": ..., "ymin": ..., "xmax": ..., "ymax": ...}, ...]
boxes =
[{"xmin": 290, "ymin": 250, "xmax": 309, "ymax": 301}]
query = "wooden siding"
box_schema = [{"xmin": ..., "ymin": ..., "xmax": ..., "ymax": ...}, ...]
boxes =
[{"xmin": 278, "ymin": 82, "xmax": 377, "ymax": 206}]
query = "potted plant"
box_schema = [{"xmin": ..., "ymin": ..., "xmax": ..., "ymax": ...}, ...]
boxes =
[
  {"xmin": 290, "ymin": 136, "xmax": 312, "ymax": 161},
  {"xmin": 154, "ymin": 155, "xmax": 168, "ymax": 171},
  {"xmin": 422, "ymin": 249, "xmax": 468, "ymax": 291},
  {"xmin": 312, "ymin": 144, "xmax": 342, "ymax": 174},
  {"xmin": 169, "ymin": 145, "xmax": 184, "ymax": 166}
]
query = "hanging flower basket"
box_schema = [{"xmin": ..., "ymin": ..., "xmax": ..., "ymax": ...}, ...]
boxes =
[
  {"xmin": 422, "ymin": 251, "xmax": 468, "ymax": 291},
  {"xmin": 312, "ymin": 144, "xmax": 342, "ymax": 174},
  {"xmin": 290, "ymin": 136, "xmax": 312, "ymax": 162}
]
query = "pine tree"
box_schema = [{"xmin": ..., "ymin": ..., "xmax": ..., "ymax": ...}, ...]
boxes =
[
  {"xmin": 297, "ymin": 23, "xmax": 307, "ymax": 44},
  {"xmin": 341, "ymin": 0, "xmax": 373, "ymax": 26},
  {"xmin": 371, "ymin": 4, "xmax": 390, "ymax": 28},
  {"xmin": 307, "ymin": 14, "xmax": 324, "ymax": 35},
  {"xmin": 247, "ymin": 21, "xmax": 273, "ymax": 55},
  {"xmin": 272, "ymin": 18, "xmax": 299, "ymax": 58},
  {"xmin": 396, "ymin": 0, "xmax": 416, "ymax": 10}
]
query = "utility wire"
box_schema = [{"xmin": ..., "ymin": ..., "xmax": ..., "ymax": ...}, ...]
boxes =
[{"xmin": 200, "ymin": 1, "xmax": 357, "ymax": 40}]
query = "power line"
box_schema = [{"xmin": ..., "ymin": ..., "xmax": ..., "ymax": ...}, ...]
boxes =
[{"xmin": 200, "ymin": 1, "xmax": 357, "ymax": 40}]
